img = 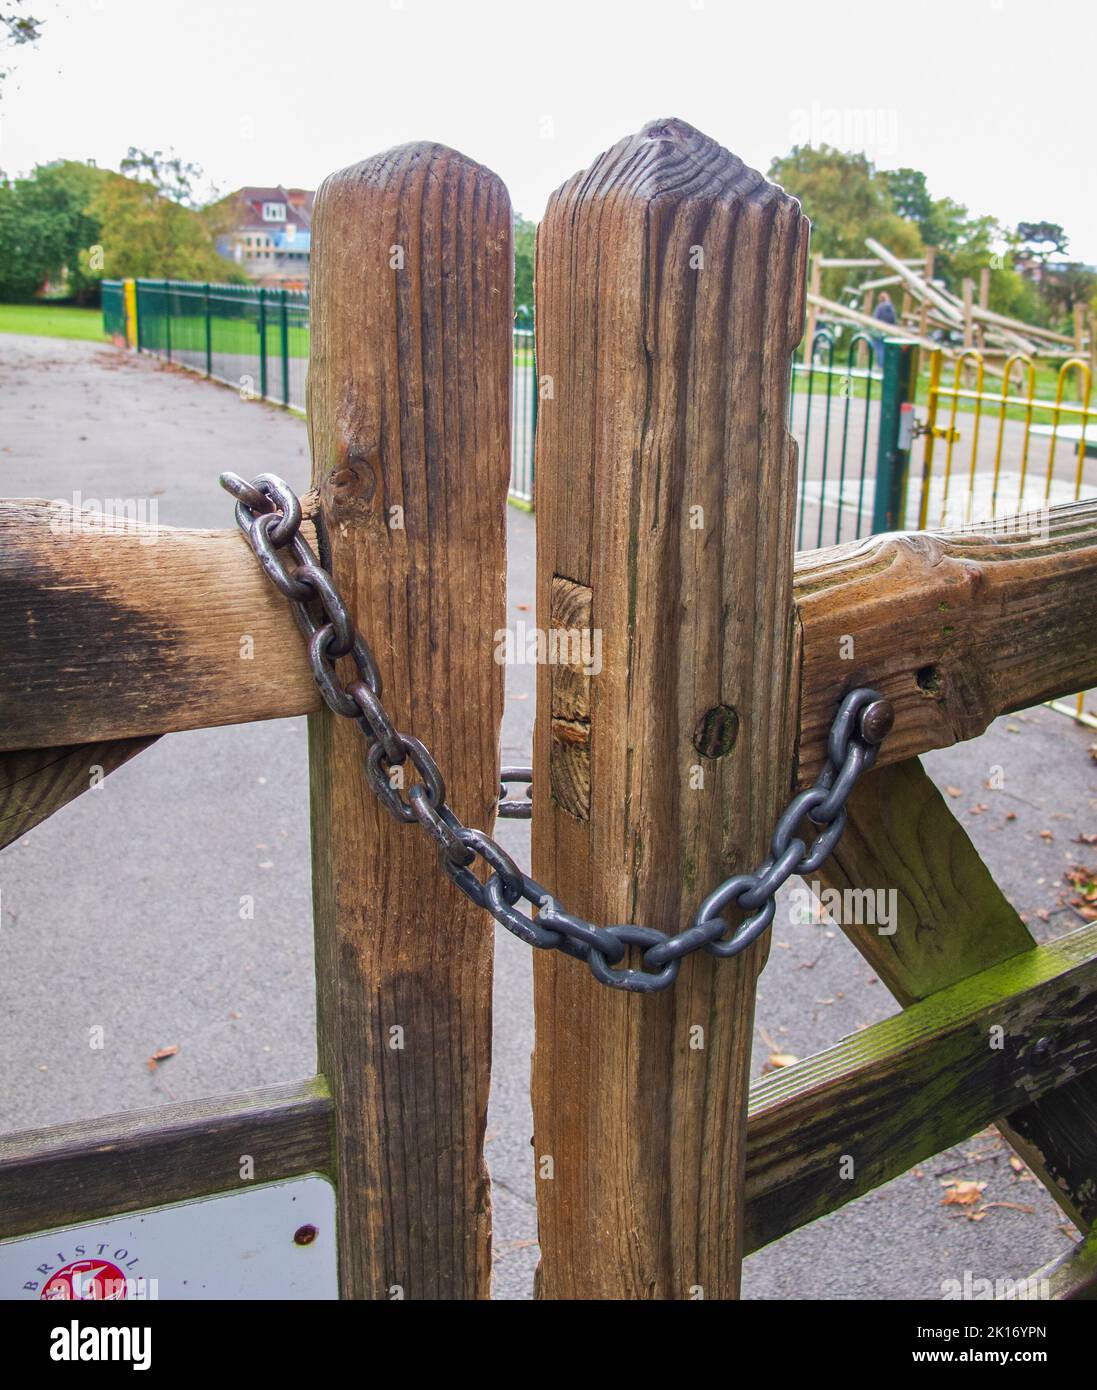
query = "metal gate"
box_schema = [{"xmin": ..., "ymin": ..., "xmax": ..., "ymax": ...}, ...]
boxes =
[
  {"xmin": 791, "ymin": 328, "xmax": 884, "ymax": 549},
  {"xmin": 917, "ymin": 347, "xmax": 1095, "ymax": 529}
]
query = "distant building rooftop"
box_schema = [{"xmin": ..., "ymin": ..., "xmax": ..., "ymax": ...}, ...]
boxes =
[{"xmin": 219, "ymin": 185, "xmax": 315, "ymax": 289}]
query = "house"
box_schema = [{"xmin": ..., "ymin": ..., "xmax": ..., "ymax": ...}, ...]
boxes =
[{"xmin": 219, "ymin": 185, "xmax": 315, "ymax": 290}]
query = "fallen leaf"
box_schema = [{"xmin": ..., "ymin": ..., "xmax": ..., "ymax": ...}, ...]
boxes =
[
  {"xmin": 1040, "ymin": 829, "xmax": 1054, "ymax": 840},
  {"xmin": 940, "ymin": 1179, "xmax": 987, "ymax": 1206},
  {"xmin": 1065, "ymin": 866, "xmax": 1097, "ymax": 901},
  {"xmin": 146, "ymin": 1044, "xmax": 179, "ymax": 1071},
  {"xmin": 946, "ymin": 785, "xmax": 963, "ymax": 798},
  {"xmin": 1006, "ymin": 811, "xmax": 1017, "ymax": 822},
  {"xmin": 765, "ymin": 1051, "xmax": 799, "ymax": 1071}
]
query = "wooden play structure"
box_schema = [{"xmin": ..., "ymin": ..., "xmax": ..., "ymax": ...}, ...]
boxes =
[
  {"xmin": 2, "ymin": 120, "xmax": 1096, "ymax": 1300},
  {"xmin": 806, "ymin": 239, "xmax": 1095, "ymax": 382}
]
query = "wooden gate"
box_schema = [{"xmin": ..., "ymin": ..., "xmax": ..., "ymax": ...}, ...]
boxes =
[{"xmin": 2, "ymin": 119, "xmax": 1096, "ymax": 1301}]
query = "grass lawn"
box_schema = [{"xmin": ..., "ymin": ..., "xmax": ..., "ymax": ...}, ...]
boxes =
[
  {"xmin": 0, "ymin": 302, "xmax": 108, "ymax": 341},
  {"xmin": 790, "ymin": 350, "xmax": 1091, "ymax": 426},
  {"xmin": 154, "ymin": 317, "xmax": 536, "ymax": 370}
]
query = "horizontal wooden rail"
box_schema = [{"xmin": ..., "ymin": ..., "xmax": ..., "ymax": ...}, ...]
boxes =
[
  {"xmin": 0, "ymin": 500, "xmax": 318, "ymax": 752},
  {"xmin": 743, "ymin": 921, "xmax": 1097, "ymax": 1254},
  {"xmin": 795, "ymin": 498, "xmax": 1097, "ymax": 782},
  {"xmin": 0, "ymin": 1077, "xmax": 332, "ymax": 1239},
  {"xmin": 1017, "ymin": 1232, "xmax": 1097, "ymax": 1301},
  {"xmin": 4, "ymin": 498, "xmax": 1097, "ymax": 782}
]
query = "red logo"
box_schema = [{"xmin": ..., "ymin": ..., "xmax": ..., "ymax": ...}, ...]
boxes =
[{"xmin": 41, "ymin": 1259, "xmax": 128, "ymax": 1301}]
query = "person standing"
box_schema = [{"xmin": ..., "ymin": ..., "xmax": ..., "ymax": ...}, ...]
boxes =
[{"xmin": 872, "ymin": 290, "xmax": 898, "ymax": 367}]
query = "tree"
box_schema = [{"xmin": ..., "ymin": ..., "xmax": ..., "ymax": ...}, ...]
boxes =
[
  {"xmin": 771, "ymin": 147, "xmax": 1056, "ymax": 328},
  {"xmin": 119, "ymin": 146, "xmax": 205, "ymax": 208},
  {"xmin": 90, "ymin": 147, "xmax": 242, "ymax": 283},
  {"xmin": 0, "ymin": 160, "xmax": 107, "ymax": 301},
  {"xmin": 1, "ymin": 4, "xmax": 42, "ymax": 90},
  {"xmin": 1014, "ymin": 221, "xmax": 1069, "ymax": 263},
  {"xmin": 767, "ymin": 146, "xmax": 923, "ymax": 297},
  {"xmin": 1038, "ymin": 262, "xmax": 1097, "ymax": 319},
  {"xmin": 513, "ymin": 215, "xmax": 535, "ymax": 317},
  {"xmin": 881, "ymin": 167, "xmax": 933, "ymax": 228}
]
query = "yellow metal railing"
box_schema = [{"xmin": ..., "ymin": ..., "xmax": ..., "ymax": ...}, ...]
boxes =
[{"xmin": 919, "ymin": 347, "xmax": 1097, "ymax": 725}]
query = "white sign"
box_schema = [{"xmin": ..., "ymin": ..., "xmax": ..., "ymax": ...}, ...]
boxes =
[{"xmin": 1, "ymin": 1176, "xmax": 337, "ymax": 1300}]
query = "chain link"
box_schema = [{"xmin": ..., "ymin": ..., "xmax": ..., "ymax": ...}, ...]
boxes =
[{"xmin": 221, "ymin": 471, "xmax": 893, "ymax": 994}]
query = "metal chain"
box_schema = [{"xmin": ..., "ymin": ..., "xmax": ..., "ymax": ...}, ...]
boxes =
[{"xmin": 221, "ymin": 471, "xmax": 893, "ymax": 994}]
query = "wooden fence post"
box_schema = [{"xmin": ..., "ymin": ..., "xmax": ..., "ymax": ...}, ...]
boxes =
[
  {"xmin": 918, "ymin": 245, "xmax": 935, "ymax": 343},
  {"xmin": 529, "ymin": 119, "xmax": 809, "ymax": 1299},
  {"xmin": 307, "ymin": 143, "xmax": 512, "ymax": 1299}
]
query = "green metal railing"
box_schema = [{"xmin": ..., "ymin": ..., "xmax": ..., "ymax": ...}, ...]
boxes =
[
  {"xmin": 511, "ymin": 310, "xmax": 536, "ymax": 506},
  {"xmin": 101, "ymin": 279, "xmax": 126, "ymax": 340},
  {"xmin": 127, "ymin": 278, "xmax": 538, "ymax": 505},
  {"xmin": 134, "ymin": 279, "xmax": 309, "ymax": 410},
  {"xmin": 117, "ymin": 282, "xmax": 915, "ymax": 533},
  {"xmin": 791, "ymin": 328, "xmax": 889, "ymax": 549}
]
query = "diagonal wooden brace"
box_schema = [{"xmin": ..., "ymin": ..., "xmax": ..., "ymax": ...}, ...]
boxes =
[{"xmin": 811, "ymin": 757, "xmax": 1097, "ymax": 1233}]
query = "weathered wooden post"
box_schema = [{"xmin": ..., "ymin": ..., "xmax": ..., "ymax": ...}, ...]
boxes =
[
  {"xmin": 530, "ymin": 119, "xmax": 808, "ymax": 1299},
  {"xmin": 307, "ymin": 143, "xmax": 512, "ymax": 1299}
]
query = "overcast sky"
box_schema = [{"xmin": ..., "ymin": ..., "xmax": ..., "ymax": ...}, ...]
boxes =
[{"xmin": 3, "ymin": 0, "xmax": 1094, "ymax": 260}]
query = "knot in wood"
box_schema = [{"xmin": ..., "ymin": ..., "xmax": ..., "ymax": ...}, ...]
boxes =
[{"xmin": 693, "ymin": 704, "xmax": 739, "ymax": 759}]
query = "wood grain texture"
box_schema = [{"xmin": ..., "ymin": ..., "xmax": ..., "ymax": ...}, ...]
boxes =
[
  {"xmin": 0, "ymin": 1078, "xmax": 332, "ymax": 1239},
  {"xmin": 530, "ymin": 119, "xmax": 808, "ymax": 1299},
  {"xmin": 818, "ymin": 757, "xmax": 1097, "ymax": 1233},
  {"xmin": 998, "ymin": 1082, "xmax": 1097, "ymax": 1232},
  {"xmin": 0, "ymin": 502, "xmax": 319, "ymax": 752},
  {"xmin": 306, "ymin": 143, "xmax": 511, "ymax": 1299},
  {"xmin": 1018, "ymin": 1230, "xmax": 1097, "ymax": 1300},
  {"xmin": 800, "ymin": 758, "xmax": 1033, "ymax": 1003},
  {"xmin": 3, "ymin": 492, "xmax": 1094, "ymax": 770},
  {"xmin": 743, "ymin": 922, "xmax": 1097, "ymax": 1253},
  {"xmin": 0, "ymin": 738, "xmax": 157, "ymax": 850},
  {"xmin": 794, "ymin": 500, "xmax": 1097, "ymax": 783}
]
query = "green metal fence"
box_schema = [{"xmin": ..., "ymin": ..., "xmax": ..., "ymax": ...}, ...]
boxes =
[
  {"xmin": 134, "ymin": 279, "xmax": 309, "ymax": 410},
  {"xmin": 127, "ymin": 278, "xmax": 537, "ymax": 504},
  {"xmin": 118, "ymin": 281, "xmax": 913, "ymax": 532},
  {"xmin": 511, "ymin": 310, "xmax": 536, "ymax": 507},
  {"xmin": 101, "ymin": 279, "xmax": 126, "ymax": 340},
  {"xmin": 791, "ymin": 327, "xmax": 885, "ymax": 549}
]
